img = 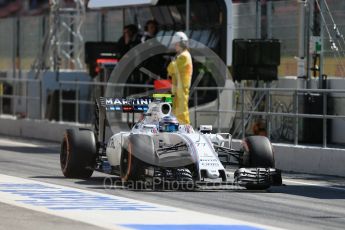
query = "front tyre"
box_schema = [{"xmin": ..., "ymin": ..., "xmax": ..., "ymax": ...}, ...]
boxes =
[
  {"xmin": 60, "ymin": 128, "xmax": 97, "ymax": 178},
  {"xmin": 242, "ymin": 136, "xmax": 275, "ymax": 168},
  {"xmin": 120, "ymin": 135, "xmax": 147, "ymax": 182},
  {"xmin": 241, "ymin": 136, "xmax": 276, "ymax": 190}
]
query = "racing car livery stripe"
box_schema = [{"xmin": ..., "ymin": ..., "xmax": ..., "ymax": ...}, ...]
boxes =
[
  {"xmin": 0, "ymin": 174, "xmax": 279, "ymax": 230},
  {"xmin": 179, "ymin": 134, "xmax": 200, "ymax": 167}
]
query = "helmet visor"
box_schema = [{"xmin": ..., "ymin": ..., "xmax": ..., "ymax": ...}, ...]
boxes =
[{"xmin": 163, "ymin": 123, "xmax": 179, "ymax": 132}]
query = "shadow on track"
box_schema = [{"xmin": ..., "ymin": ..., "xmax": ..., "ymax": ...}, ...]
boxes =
[
  {"xmin": 268, "ymin": 184, "xmax": 345, "ymax": 199},
  {"xmin": 0, "ymin": 145, "xmax": 58, "ymax": 154},
  {"xmin": 30, "ymin": 175, "xmax": 284, "ymax": 193},
  {"xmin": 31, "ymin": 175, "xmax": 344, "ymax": 197}
]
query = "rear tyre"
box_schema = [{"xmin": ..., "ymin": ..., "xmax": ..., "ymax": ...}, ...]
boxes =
[{"xmin": 60, "ymin": 128, "xmax": 97, "ymax": 178}]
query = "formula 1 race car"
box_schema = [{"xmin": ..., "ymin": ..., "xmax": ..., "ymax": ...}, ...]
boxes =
[{"xmin": 60, "ymin": 95, "xmax": 282, "ymax": 190}]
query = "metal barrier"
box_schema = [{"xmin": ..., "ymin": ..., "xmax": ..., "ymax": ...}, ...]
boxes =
[
  {"xmin": 57, "ymin": 82, "xmax": 345, "ymax": 149},
  {"xmin": 0, "ymin": 78, "xmax": 42, "ymax": 118},
  {"xmin": 192, "ymin": 86, "xmax": 345, "ymax": 148},
  {"xmin": 1, "ymin": 78, "xmax": 345, "ymax": 148}
]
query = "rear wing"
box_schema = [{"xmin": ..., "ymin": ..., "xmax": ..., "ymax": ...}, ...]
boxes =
[
  {"xmin": 100, "ymin": 97, "xmax": 152, "ymax": 113},
  {"xmin": 88, "ymin": 0, "xmax": 159, "ymax": 9},
  {"xmin": 99, "ymin": 94, "xmax": 172, "ymax": 113}
]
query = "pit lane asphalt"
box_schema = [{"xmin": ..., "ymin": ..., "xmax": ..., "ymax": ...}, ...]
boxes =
[{"xmin": 0, "ymin": 136, "xmax": 345, "ymax": 230}]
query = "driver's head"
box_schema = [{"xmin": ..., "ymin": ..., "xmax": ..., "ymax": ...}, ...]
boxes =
[{"xmin": 159, "ymin": 115, "xmax": 179, "ymax": 132}]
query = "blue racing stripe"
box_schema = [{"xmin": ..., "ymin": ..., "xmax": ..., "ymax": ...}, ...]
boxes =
[{"xmin": 122, "ymin": 225, "xmax": 263, "ymax": 230}]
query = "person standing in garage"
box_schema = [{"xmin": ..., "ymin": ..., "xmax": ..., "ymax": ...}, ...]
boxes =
[
  {"xmin": 117, "ymin": 24, "xmax": 141, "ymax": 57},
  {"xmin": 141, "ymin": 19, "xmax": 159, "ymax": 42},
  {"xmin": 167, "ymin": 32, "xmax": 193, "ymax": 125}
]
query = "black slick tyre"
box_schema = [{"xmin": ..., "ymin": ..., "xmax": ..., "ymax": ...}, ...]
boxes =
[
  {"xmin": 242, "ymin": 136, "xmax": 275, "ymax": 190},
  {"xmin": 242, "ymin": 136, "xmax": 275, "ymax": 168},
  {"xmin": 60, "ymin": 128, "xmax": 97, "ymax": 178},
  {"xmin": 120, "ymin": 135, "xmax": 146, "ymax": 182}
]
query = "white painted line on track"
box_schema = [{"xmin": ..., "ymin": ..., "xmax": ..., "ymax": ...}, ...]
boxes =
[
  {"xmin": 0, "ymin": 138, "xmax": 47, "ymax": 148},
  {"xmin": 284, "ymin": 179, "xmax": 345, "ymax": 192},
  {"xmin": 0, "ymin": 174, "xmax": 282, "ymax": 230}
]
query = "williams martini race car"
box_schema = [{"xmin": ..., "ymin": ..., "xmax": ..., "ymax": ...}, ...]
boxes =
[{"xmin": 60, "ymin": 95, "xmax": 282, "ymax": 190}]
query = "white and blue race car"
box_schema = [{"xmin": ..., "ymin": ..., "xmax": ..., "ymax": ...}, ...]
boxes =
[{"xmin": 60, "ymin": 96, "xmax": 282, "ymax": 190}]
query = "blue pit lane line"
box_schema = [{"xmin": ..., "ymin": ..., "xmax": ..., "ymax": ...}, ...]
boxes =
[
  {"xmin": 0, "ymin": 174, "xmax": 275, "ymax": 230},
  {"xmin": 0, "ymin": 183, "xmax": 168, "ymax": 211},
  {"xmin": 123, "ymin": 225, "xmax": 263, "ymax": 230}
]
